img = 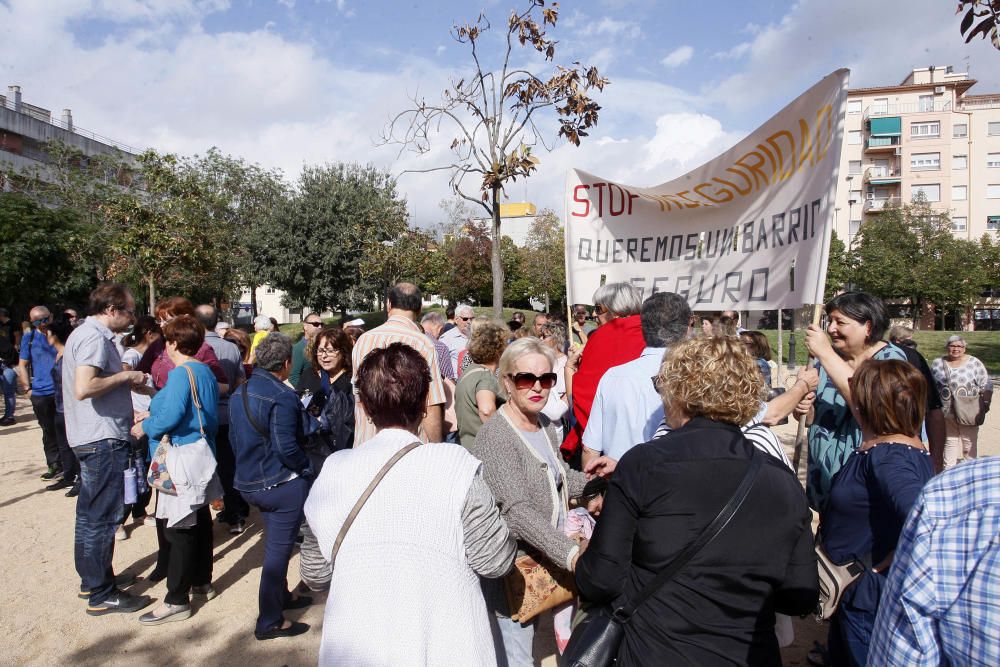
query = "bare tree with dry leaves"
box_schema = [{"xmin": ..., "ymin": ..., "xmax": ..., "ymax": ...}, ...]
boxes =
[{"xmin": 383, "ymin": 0, "xmax": 608, "ymax": 317}]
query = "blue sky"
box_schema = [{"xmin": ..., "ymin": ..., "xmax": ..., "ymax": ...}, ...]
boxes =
[{"xmin": 3, "ymin": 0, "xmax": 999, "ymax": 225}]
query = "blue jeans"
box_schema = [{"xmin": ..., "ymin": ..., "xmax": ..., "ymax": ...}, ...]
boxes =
[
  {"xmin": 0, "ymin": 365, "xmax": 15, "ymax": 419},
  {"xmin": 74, "ymin": 439, "xmax": 129, "ymax": 605},
  {"xmin": 242, "ymin": 476, "xmax": 309, "ymax": 633}
]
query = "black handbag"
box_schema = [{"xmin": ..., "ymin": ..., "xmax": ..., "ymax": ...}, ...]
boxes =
[{"xmin": 562, "ymin": 447, "xmax": 764, "ymax": 667}]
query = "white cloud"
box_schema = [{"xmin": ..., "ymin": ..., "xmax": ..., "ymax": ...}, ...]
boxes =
[
  {"xmin": 661, "ymin": 45, "xmax": 693, "ymax": 68},
  {"xmin": 276, "ymin": 0, "xmax": 294, "ymax": 8},
  {"xmin": 711, "ymin": 42, "xmax": 751, "ymax": 61},
  {"xmin": 707, "ymin": 0, "xmax": 1000, "ymax": 113},
  {"xmin": 578, "ymin": 17, "xmax": 641, "ymax": 40}
]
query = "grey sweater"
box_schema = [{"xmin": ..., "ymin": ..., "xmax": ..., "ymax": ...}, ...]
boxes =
[{"xmin": 471, "ymin": 407, "xmax": 587, "ymax": 570}]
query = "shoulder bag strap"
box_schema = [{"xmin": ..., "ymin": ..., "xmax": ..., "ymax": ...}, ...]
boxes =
[
  {"xmin": 615, "ymin": 444, "xmax": 764, "ymax": 622},
  {"xmin": 240, "ymin": 377, "xmax": 269, "ymax": 438},
  {"xmin": 329, "ymin": 441, "xmax": 421, "ymax": 567},
  {"xmin": 181, "ymin": 364, "xmax": 206, "ymax": 438}
]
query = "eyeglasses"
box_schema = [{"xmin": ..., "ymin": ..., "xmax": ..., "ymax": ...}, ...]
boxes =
[
  {"xmin": 459, "ymin": 316, "xmax": 473, "ymax": 322},
  {"xmin": 304, "ymin": 321, "xmax": 323, "ymax": 328},
  {"xmin": 593, "ymin": 305, "xmax": 608, "ymax": 316},
  {"xmin": 650, "ymin": 375, "xmax": 664, "ymax": 392},
  {"xmin": 508, "ymin": 372, "xmax": 558, "ymax": 390},
  {"xmin": 31, "ymin": 317, "xmax": 50, "ymax": 326},
  {"xmin": 316, "ymin": 347, "xmax": 340, "ymax": 357}
]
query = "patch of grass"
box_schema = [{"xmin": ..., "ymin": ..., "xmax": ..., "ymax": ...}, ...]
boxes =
[{"xmin": 759, "ymin": 329, "xmax": 1000, "ymax": 376}]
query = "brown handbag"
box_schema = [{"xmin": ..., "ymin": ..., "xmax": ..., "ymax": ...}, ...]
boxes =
[{"xmin": 503, "ymin": 552, "xmax": 577, "ymax": 623}]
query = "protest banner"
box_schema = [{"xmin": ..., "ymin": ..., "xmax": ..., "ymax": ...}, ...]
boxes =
[{"xmin": 564, "ymin": 69, "xmax": 850, "ymax": 310}]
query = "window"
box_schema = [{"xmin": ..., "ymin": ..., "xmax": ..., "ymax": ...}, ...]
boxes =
[
  {"xmin": 849, "ymin": 219, "xmax": 862, "ymax": 237},
  {"xmin": 912, "ymin": 184, "xmax": 941, "ymax": 202},
  {"xmin": 989, "ymin": 122, "xmax": 1000, "ymax": 136},
  {"xmin": 989, "ymin": 216, "xmax": 1000, "ymax": 231},
  {"xmin": 918, "ymin": 95, "xmax": 934, "ymax": 112},
  {"xmin": 953, "ymin": 123, "xmax": 968, "ymax": 138},
  {"xmin": 265, "ymin": 287, "xmax": 276, "ymax": 294},
  {"xmin": 952, "ymin": 216, "xmax": 967, "ymax": 231},
  {"xmin": 849, "ymin": 160, "xmax": 862, "ymax": 175},
  {"xmin": 988, "ymin": 184, "xmax": 1000, "ymax": 199},
  {"xmin": 910, "ymin": 152, "xmax": 940, "ymax": 170},
  {"xmin": 989, "ymin": 153, "xmax": 1000, "ymax": 168},
  {"xmin": 848, "ymin": 130, "xmax": 862, "ymax": 145},
  {"xmin": 848, "ymin": 189, "xmax": 862, "ymax": 202},
  {"xmin": 911, "ymin": 121, "xmax": 940, "ymax": 138},
  {"xmin": 954, "ymin": 154, "xmax": 968, "ymax": 170},
  {"xmin": 952, "ymin": 185, "xmax": 967, "ymax": 201},
  {"xmin": 847, "ymin": 100, "xmax": 862, "ymax": 114},
  {"xmin": 872, "ymin": 98, "xmax": 888, "ymax": 115}
]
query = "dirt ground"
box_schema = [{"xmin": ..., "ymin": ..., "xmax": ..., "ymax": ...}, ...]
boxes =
[{"xmin": 1, "ymin": 391, "xmax": 997, "ymax": 666}]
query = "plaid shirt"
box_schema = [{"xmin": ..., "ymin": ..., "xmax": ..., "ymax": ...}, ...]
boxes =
[{"xmin": 868, "ymin": 457, "xmax": 1000, "ymax": 667}]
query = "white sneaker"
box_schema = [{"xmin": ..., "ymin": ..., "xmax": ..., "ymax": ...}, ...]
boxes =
[
  {"xmin": 138, "ymin": 602, "xmax": 192, "ymax": 625},
  {"xmin": 115, "ymin": 525, "xmax": 128, "ymax": 541}
]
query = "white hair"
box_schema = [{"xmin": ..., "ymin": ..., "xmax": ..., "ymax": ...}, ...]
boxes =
[
  {"xmin": 455, "ymin": 304, "xmax": 475, "ymax": 318},
  {"xmin": 592, "ymin": 282, "xmax": 642, "ymax": 317},
  {"xmin": 253, "ymin": 314, "xmax": 272, "ymax": 331}
]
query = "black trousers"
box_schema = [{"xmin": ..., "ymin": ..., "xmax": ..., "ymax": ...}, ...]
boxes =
[
  {"xmin": 30, "ymin": 393, "xmax": 60, "ymax": 468},
  {"xmin": 214, "ymin": 425, "xmax": 249, "ymax": 521},
  {"xmin": 54, "ymin": 414, "xmax": 79, "ymax": 482},
  {"xmin": 163, "ymin": 506, "xmax": 214, "ymax": 605}
]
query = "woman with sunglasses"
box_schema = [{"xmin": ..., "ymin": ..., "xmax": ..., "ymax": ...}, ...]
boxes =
[{"xmin": 472, "ymin": 337, "xmax": 588, "ymax": 666}]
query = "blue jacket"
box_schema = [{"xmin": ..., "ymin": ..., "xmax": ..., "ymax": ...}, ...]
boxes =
[
  {"xmin": 142, "ymin": 361, "xmax": 219, "ymax": 460},
  {"xmin": 228, "ymin": 368, "xmax": 314, "ymax": 493}
]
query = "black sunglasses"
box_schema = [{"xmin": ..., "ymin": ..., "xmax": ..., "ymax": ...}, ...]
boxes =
[
  {"xmin": 508, "ymin": 372, "xmax": 558, "ymax": 390},
  {"xmin": 31, "ymin": 317, "xmax": 50, "ymax": 326},
  {"xmin": 459, "ymin": 316, "xmax": 473, "ymax": 322},
  {"xmin": 304, "ymin": 321, "xmax": 323, "ymax": 327}
]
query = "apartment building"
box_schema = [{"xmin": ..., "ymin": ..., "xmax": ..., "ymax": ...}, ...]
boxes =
[
  {"xmin": 835, "ymin": 66, "xmax": 1000, "ymax": 243},
  {"xmin": 833, "ymin": 66, "xmax": 1000, "ymax": 330},
  {"xmin": 0, "ymin": 85, "xmax": 139, "ymax": 183}
]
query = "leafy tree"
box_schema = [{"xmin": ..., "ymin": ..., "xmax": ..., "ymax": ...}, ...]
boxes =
[
  {"xmin": 980, "ymin": 233, "xmax": 1000, "ymax": 290},
  {"xmin": 518, "ymin": 209, "xmax": 565, "ymax": 311},
  {"xmin": 100, "ymin": 150, "xmax": 235, "ymax": 312},
  {"xmin": 359, "ymin": 227, "xmax": 440, "ymax": 305},
  {"xmin": 383, "ymin": 0, "xmax": 608, "ymax": 317},
  {"xmin": 957, "ymin": 1, "xmax": 1000, "ymax": 50},
  {"xmin": 434, "ymin": 219, "xmax": 495, "ymax": 306},
  {"xmin": 850, "ymin": 197, "xmax": 985, "ymax": 328},
  {"xmin": 263, "ymin": 163, "xmax": 408, "ymax": 313},
  {"xmin": 0, "ymin": 193, "xmax": 97, "ymax": 315},
  {"xmin": 191, "ymin": 148, "xmax": 288, "ymax": 315},
  {"xmin": 824, "ymin": 230, "xmax": 850, "ymax": 301}
]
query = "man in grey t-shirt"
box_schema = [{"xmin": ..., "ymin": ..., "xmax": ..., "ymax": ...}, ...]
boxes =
[{"xmin": 62, "ymin": 283, "xmax": 152, "ymax": 616}]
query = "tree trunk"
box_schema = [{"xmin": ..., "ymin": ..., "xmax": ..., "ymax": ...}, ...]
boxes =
[
  {"xmin": 912, "ymin": 298, "xmax": 919, "ymax": 330},
  {"xmin": 250, "ymin": 285, "xmax": 259, "ymax": 318},
  {"xmin": 545, "ymin": 292, "xmax": 550, "ymax": 313},
  {"xmin": 147, "ymin": 274, "xmax": 156, "ymax": 316},
  {"xmin": 490, "ymin": 186, "xmax": 505, "ymax": 319}
]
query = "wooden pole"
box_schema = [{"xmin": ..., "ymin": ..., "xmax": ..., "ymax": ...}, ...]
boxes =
[
  {"xmin": 790, "ymin": 304, "xmax": 822, "ymax": 475},
  {"xmin": 776, "ymin": 309, "xmax": 784, "ymax": 385}
]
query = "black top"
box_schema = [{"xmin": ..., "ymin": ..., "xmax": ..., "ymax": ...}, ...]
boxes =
[
  {"xmin": 899, "ymin": 345, "xmax": 943, "ymax": 412},
  {"xmin": 576, "ymin": 417, "xmax": 818, "ymax": 667}
]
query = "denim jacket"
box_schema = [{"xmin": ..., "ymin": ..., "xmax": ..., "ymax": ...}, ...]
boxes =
[{"xmin": 228, "ymin": 368, "xmax": 314, "ymax": 493}]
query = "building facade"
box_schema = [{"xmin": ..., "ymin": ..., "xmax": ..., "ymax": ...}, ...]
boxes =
[
  {"xmin": 0, "ymin": 85, "xmax": 139, "ymax": 183},
  {"xmin": 833, "ymin": 66, "xmax": 1000, "ymax": 330}
]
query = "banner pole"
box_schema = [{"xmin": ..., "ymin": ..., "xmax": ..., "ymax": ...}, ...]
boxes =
[{"xmin": 791, "ymin": 188, "xmax": 836, "ymax": 478}]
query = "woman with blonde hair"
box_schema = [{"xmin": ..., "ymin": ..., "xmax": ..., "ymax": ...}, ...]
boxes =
[
  {"xmin": 472, "ymin": 337, "xmax": 588, "ymax": 666},
  {"xmin": 575, "ymin": 336, "xmax": 817, "ymax": 665}
]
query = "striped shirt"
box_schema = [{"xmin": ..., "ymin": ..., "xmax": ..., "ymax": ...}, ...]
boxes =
[
  {"xmin": 868, "ymin": 457, "xmax": 1000, "ymax": 667},
  {"xmin": 652, "ymin": 418, "xmax": 792, "ymax": 470},
  {"xmin": 351, "ymin": 316, "xmax": 446, "ymax": 446}
]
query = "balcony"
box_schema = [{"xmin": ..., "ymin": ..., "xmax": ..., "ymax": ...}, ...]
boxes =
[
  {"xmin": 866, "ymin": 136, "xmax": 901, "ymax": 152},
  {"xmin": 863, "ymin": 167, "xmax": 902, "ymax": 184},
  {"xmin": 863, "ymin": 197, "xmax": 901, "ymax": 213},
  {"xmin": 863, "ymin": 101, "xmax": 952, "ymax": 118}
]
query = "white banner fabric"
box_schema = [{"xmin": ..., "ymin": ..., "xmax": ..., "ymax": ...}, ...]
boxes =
[{"xmin": 564, "ymin": 69, "xmax": 849, "ymax": 310}]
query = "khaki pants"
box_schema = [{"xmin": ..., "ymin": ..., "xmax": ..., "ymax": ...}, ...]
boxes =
[{"xmin": 943, "ymin": 417, "xmax": 978, "ymax": 469}]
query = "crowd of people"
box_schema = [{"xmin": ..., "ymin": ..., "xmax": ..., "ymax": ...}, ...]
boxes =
[{"xmin": 1, "ymin": 279, "xmax": 996, "ymax": 666}]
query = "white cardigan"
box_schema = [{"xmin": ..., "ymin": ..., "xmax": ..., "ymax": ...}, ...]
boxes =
[{"xmin": 304, "ymin": 429, "xmax": 498, "ymax": 667}]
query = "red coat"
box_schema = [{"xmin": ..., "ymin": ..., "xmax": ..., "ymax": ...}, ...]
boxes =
[{"xmin": 561, "ymin": 314, "xmax": 645, "ymax": 458}]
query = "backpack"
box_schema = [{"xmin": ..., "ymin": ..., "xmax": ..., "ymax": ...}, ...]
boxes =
[{"xmin": 0, "ymin": 335, "xmax": 16, "ymax": 367}]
